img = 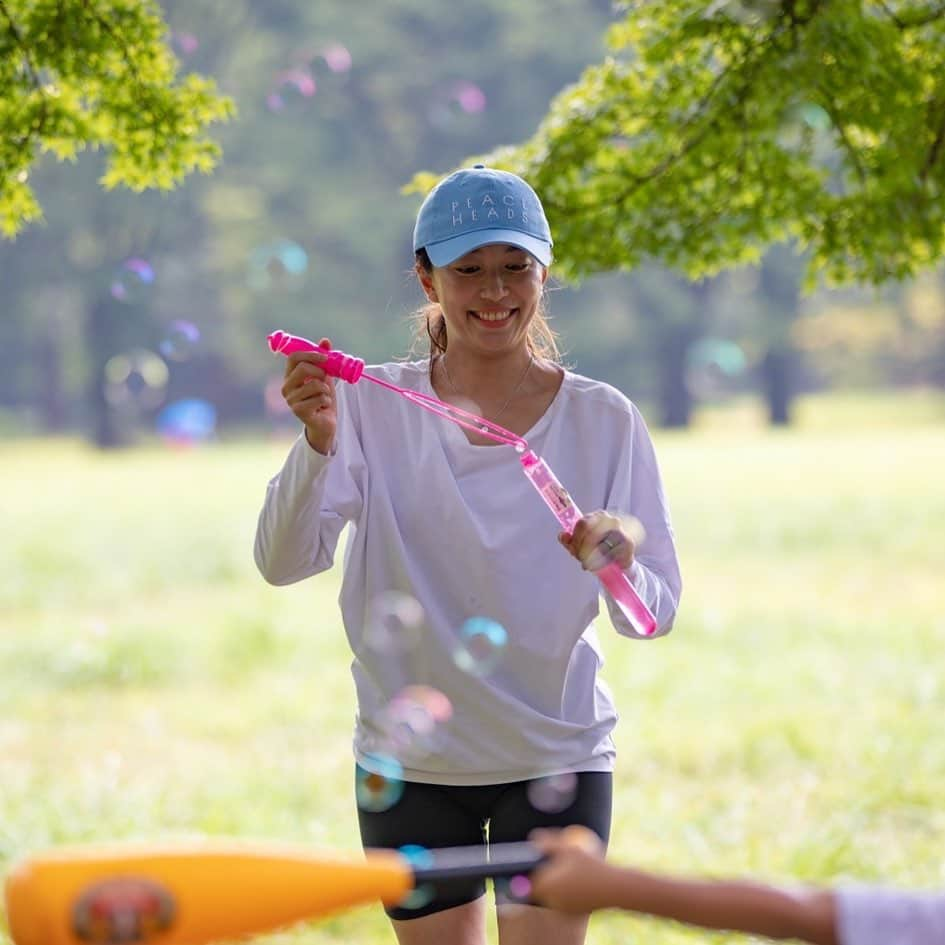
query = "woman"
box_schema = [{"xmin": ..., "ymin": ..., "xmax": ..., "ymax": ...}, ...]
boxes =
[{"xmin": 254, "ymin": 165, "xmax": 682, "ymax": 945}]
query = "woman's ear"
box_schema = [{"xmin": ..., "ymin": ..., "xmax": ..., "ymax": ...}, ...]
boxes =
[{"xmin": 416, "ymin": 263, "xmax": 438, "ymax": 302}]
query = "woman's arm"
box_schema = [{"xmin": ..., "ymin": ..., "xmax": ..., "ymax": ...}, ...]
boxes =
[
  {"xmin": 600, "ymin": 403, "xmax": 682, "ymax": 637},
  {"xmin": 254, "ymin": 386, "xmax": 365, "ymax": 585}
]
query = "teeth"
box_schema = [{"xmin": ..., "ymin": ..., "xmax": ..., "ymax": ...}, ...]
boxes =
[{"xmin": 476, "ymin": 310, "xmax": 512, "ymax": 321}]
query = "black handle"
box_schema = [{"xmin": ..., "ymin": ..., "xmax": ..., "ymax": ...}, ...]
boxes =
[{"xmin": 410, "ymin": 841, "xmax": 545, "ymax": 884}]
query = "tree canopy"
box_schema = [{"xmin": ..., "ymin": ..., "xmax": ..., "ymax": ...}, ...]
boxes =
[
  {"xmin": 0, "ymin": 0, "xmax": 233, "ymax": 236},
  {"xmin": 412, "ymin": 0, "xmax": 945, "ymax": 287}
]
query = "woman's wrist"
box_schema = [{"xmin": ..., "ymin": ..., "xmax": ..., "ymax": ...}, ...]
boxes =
[{"xmin": 303, "ymin": 426, "xmax": 333, "ymax": 455}]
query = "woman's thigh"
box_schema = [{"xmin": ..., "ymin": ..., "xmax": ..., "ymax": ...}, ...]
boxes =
[
  {"xmin": 356, "ymin": 771, "xmax": 489, "ymax": 921},
  {"xmin": 489, "ymin": 772, "xmax": 613, "ymax": 847}
]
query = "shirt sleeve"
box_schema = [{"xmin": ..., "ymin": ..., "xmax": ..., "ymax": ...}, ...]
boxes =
[
  {"xmin": 836, "ymin": 884, "xmax": 945, "ymax": 945},
  {"xmin": 601, "ymin": 402, "xmax": 682, "ymax": 638},
  {"xmin": 253, "ymin": 384, "xmax": 366, "ymax": 585}
]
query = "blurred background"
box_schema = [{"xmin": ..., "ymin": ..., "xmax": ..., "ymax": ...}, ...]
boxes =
[{"xmin": 2, "ymin": 0, "xmax": 942, "ymax": 447}]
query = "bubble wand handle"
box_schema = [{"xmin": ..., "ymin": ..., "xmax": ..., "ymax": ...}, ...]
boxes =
[
  {"xmin": 519, "ymin": 450, "xmax": 657, "ymax": 637},
  {"xmin": 268, "ymin": 330, "xmax": 365, "ymax": 383},
  {"xmin": 267, "ymin": 330, "xmax": 527, "ymax": 448}
]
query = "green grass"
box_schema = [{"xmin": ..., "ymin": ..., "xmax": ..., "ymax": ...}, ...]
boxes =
[{"xmin": 2, "ymin": 390, "xmax": 944, "ymax": 944}]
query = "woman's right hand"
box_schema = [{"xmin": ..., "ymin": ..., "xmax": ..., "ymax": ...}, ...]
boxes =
[{"xmin": 281, "ymin": 337, "xmax": 337, "ymax": 454}]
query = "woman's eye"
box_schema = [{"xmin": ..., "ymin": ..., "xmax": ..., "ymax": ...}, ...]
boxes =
[
  {"xmin": 455, "ymin": 266, "xmax": 479, "ymax": 275},
  {"xmin": 507, "ymin": 263, "xmax": 529, "ymax": 272}
]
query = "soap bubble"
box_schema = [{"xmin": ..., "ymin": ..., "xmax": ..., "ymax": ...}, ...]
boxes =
[
  {"xmin": 356, "ymin": 753, "xmax": 404, "ymax": 813},
  {"xmin": 170, "ymin": 31, "xmax": 199, "ymax": 57},
  {"xmin": 110, "ymin": 257, "xmax": 155, "ymax": 304},
  {"xmin": 319, "ymin": 42, "xmax": 352, "ymax": 74},
  {"xmin": 428, "ymin": 80, "xmax": 487, "ymax": 129},
  {"xmin": 526, "ymin": 772, "xmax": 578, "ymax": 814},
  {"xmin": 495, "ymin": 873, "xmax": 533, "ymax": 905},
  {"xmin": 247, "ymin": 239, "xmax": 309, "ymax": 292},
  {"xmin": 397, "ymin": 845, "xmax": 435, "ymax": 910},
  {"xmin": 364, "ymin": 591, "xmax": 425, "ymax": 654},
  {"xmin": 777, "ymin": 102, "xmax": 832, "ymax": 151},
  {"xmin": 685, "ymin": 338, "xmax": 748, "ymax": 399},
  {"xmin": 103, "ymin": 349, "xmax": 168, "ymax": 409},
  {"xmin": 266, "ymin": 68, "xmax": 316, "ymax": 111},
  {"xmin": 376, "ymin": 685, "xmax": 453, "ymax": 762},
  {"xmin": 156, "ymin": 398, "xmax": 216, "ymax": 445},
  {"xmin": 452, "ymin": 617, "xmax": 507, "ymax": 676},
  {"xmin": 158, "ymin": 320, "xmax": 200, "ymax": 362}
]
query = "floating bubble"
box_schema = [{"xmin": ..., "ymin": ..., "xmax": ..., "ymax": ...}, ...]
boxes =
[
  {"xmin": 777, "ymin": 102, "xmax": 832, "ymax": 151},
  {"xmin": 397, "ymin": 845, "xmax": 435, "ymax": 910},
  {"xmin": 110, "ymin": 257, "xmax": 155, "ymax": 304},
  {"xmin": 452, "ymin": 616, "xmax": 508, "ymax": 676},
  {"xmin": 319, "ymin": 42, "xmax": 352, "ymax": 73},
  {"xmin": 451, "ymin": 80, "xmax": 486, "ymax": 114},
  {"xmin": 156, "ymin": 398, "xmax": 217, "ymax": 445},
  {"xmin": 158, "ymin": 320, "xmax": 200, "ymax": 361},
  {"xmin": 685, "ymin": 338, "xmax": 748, "ymax": 399},
  {"xmin": 377, "ymin": 686, "xmax": 453, "ymax": 761},
  {"xmin": 266, "ymin": 68, "xmax": 316, "ymax": 111},
  {"xmin": 103, "ymin": 349, "xmax": 168, "ymax": 410},
  {"xmin": 170, "ymin": 31, "xmax": 199, "ymax": 56},
  {"xmin": 356, "ymin": 753, "xmax": 404, "ymax": 813},
  {"xmin": 428, "ymin": 80, "xmax": 487, "ymax": 129},
  {"xmin": 526, "ymin": 772, "xmax": 578, "ymax": 814},
  {"xmin": 247, "ymin": 239, "xmax": 309, "ymax": 292},
  {"xmin": 364, "ymin": 591, "xmax": 425, "ymax": 654},
  {"xmin": 495, "ymin": 873, "xmax": 533, "ymax": 905},
  {"xmin": 508, "ymin": 874, "xmax": 532, "ymax": 899}
]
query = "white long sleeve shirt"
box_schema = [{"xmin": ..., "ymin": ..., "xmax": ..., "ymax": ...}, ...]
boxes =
[
  {"xmin": 838, "ymin": 885, "xmax": 945, "ymax": 945},
  {"xmin": 255, "ymin": 360, "xmax": 681, "ymax": 785}
]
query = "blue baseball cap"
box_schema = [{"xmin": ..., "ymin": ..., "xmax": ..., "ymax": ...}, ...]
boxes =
[{"xmin": 412, "ymin": 164, "xmax": 553, "ymax": 267}]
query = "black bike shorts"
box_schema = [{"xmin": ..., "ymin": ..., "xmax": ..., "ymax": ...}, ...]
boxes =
[{"xmin": 355, "ymin": 768, "xmax": 612, "ymax": 920}]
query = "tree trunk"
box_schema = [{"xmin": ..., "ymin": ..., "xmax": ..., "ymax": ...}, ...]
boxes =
[
  {"xmin": 658, "ymin": 327, "xmax": 695, "ymax": 428},
  {"xmin": 85, "ymin": 295, "xmax": 130, "ymax": 448},
  {"xmin": 758, "ymin": 246, "xmax": 804, "ymax": 426},
  {"xmin": 37, "ymin": 322, "xmax": 69, "ymax": 431},
  {"xmin": 761, "ymin": 347, "xmax": 794, "ymax": 426}
]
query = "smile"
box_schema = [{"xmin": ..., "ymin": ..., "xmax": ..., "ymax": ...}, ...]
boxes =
[{"xmin": 471, "ymin": 309, "xmax": 514, "ymax": 323}]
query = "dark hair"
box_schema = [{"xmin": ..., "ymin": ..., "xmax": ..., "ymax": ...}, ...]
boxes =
[{"xmin": 408, "ymin": 248, "xmax": 561, "ymax": 363}]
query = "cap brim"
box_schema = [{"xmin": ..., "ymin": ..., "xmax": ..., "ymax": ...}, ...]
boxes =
[{"xmin": 424, "ymin": 229, "xmax": 552, "ymax": 267}]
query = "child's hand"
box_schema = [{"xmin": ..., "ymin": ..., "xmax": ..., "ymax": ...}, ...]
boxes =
[
  {"xmin": 281, "ymin": 337, "xmax": 337, "ymax": 453},
  {"xmin": 528, "ymin": 826, "xmax": 611, "ymax": 913},
  {"xmin": 558, "ymin": 511, "xmax": 645, "ymax": 573}
]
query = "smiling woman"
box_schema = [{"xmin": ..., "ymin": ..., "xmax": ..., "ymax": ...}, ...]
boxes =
[{"xmin": 254, "ymin": 164, "xmax": 682, "ymax": 945}]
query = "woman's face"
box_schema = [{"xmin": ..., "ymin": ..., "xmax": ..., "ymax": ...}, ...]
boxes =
[{"xmin": 417, "ymin": 243, "xmax": 547, "ymax": 356}]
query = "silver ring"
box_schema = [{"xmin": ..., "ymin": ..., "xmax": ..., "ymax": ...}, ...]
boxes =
[{"xmin": 600, "ymin": 532, "xmax": 621, "ymax": 553}]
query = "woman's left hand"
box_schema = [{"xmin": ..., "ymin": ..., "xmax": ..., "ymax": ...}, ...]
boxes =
[{"xmin": 558, "ymin": 511, "xmax": 645, "ymax": 573}]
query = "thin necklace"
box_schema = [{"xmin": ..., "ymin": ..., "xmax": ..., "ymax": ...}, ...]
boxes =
[{"xmin": 440, "ymin": 352, "xmax": 534, "ymax": 424}]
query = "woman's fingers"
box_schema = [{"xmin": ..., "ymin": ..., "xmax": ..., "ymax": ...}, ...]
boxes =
[{"xmin": 561, "ymin": 512, "xmax": 644, "ymax": 572}]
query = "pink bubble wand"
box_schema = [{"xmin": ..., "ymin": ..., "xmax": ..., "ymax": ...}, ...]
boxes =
[{"xmin": 269, "ymin": 330, "xmax": 657, "ymax": 636}]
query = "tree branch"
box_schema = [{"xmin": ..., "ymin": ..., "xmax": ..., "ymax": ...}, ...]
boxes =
[
  {"xmin": 609, "ymin": 18, "xmax": 792, "ymax": 209},
  {"xmin": 920, "ymin": 97, "xmax": 945, "ymax": 180},
  {"xmin": 878, "ymin": 1, "xmax": 945, "ymax": 29},
  {"xmin": 813, "ymin": 83, "xmax": 866, "ymax": 186},
  {"xmin": 0, "ymin": 0, "xmax": 50, "ymax": 149}
]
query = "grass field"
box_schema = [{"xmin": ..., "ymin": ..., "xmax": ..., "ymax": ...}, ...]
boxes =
[{"xmin": 2, "ymin": 390, "xmax": 944, "ymax": 944}]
